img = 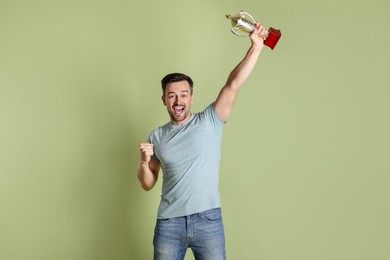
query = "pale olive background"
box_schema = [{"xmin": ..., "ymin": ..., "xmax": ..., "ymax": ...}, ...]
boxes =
[{"xmin": 0, "ymin": 0, "xmax": 389, "ymax": 259}]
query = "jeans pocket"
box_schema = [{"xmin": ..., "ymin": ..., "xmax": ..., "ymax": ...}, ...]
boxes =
[
  {"xmin": 157, "ymin": 218, "xmax": 172, "ymax": 224},
  {"xmin": 200, "ymin": 208, "xmax": 222, "ymax": 223}
]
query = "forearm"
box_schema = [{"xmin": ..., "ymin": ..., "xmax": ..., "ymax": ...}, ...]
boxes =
[
  {"xmin": 137, "ymin": 163, "xmax": 157, "ymax": 191},
  {"xmin": 214, "ymin": 43, "xmax": 264, "ymax": 122},
  {"xmin": 225, "ymin": 44, "xmax": 263, "ymax": 91}
]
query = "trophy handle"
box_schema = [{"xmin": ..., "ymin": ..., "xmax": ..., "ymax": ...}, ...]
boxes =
[
  {"xmin": 231, "ymin": 29, "xmax": 246, "ymax": 37},
  {"xmin": 240, "ymin": 10, "xmax": 256, "ymax": 24}
]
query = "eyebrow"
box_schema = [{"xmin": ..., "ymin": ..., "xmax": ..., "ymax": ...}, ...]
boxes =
[{"xmin": 167, "ymin": 90, "xmax": 189, "ymax": 95}]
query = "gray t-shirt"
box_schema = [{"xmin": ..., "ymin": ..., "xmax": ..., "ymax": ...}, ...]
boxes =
[{"xmin": 148, "ymin": 103, "xmax": 225, "ymax": 219}]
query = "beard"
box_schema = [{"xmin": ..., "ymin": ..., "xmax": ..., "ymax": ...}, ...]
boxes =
[{"xmin": 169, "ymin": 104, "xmax": 190, "ymax": 124}]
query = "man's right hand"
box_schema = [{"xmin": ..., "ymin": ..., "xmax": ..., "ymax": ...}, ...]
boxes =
[
  {"xmin": 138, "ymin": 143, "xmax": 160, "ymax": 191},
  {"xmin": 139, "ymin": 143, "xmax": 154, "ymax": 165}
]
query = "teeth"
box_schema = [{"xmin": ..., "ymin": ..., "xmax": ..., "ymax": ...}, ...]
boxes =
[{"xmin": 174, "ymin": 106, "xmax": 184, "ymax": 114}]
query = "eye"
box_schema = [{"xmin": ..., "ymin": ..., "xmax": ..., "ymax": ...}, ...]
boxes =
[{"xmin": 181, "ymin": 94, "xmax": 187, "ymax": 98}]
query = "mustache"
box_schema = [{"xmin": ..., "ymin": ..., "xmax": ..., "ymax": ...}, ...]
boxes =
[{"xmin": 172, "ymin": 104, "xmax": 185, "ymax": 108}]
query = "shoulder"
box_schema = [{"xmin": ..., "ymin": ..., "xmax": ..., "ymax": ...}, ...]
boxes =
[
  {"xmin": 197, "ymin": 103, "xmax": 224, "ymax": 126},
  {"xmin": 147, "ymin": 122, "xmax": 170, "ymax": 142}
]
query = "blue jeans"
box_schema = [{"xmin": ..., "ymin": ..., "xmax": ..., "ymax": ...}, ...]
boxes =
[{"xmin": 153, "ymin": 208, "xmax": 226, "ymax": 260}]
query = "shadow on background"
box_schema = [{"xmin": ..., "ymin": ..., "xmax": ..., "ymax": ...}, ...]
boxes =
[{"xmin": 61, "ymin": 67, "xmax": 160, "ymax": 259}]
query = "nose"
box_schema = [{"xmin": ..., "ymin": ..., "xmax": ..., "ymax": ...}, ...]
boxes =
[{"xmin": 174, "ymin": 95, "xmax": 180, "ymax": 104}]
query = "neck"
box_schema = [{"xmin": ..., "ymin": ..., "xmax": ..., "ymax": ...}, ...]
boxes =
[{"xmin": 170, "ymin": 113, "xmax": 192, "ymax": 126}]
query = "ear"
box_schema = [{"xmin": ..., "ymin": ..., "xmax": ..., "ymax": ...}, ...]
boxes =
[
  {"xmin": 161, "ymin": 95, "xmax": 167, "ymax": 106},
  {"xmin": 191, "ymin": 94, "xmax": 194, "ymax": 104}
]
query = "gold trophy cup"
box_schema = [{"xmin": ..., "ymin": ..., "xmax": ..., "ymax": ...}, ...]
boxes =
[{"xmin": 226, "ymin": 10, "xmax": 281, "ymax": 50}]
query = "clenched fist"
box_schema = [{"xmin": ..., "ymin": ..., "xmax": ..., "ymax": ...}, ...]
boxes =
[{"xmin": 139, "ymin": 143, "xmax": 154, "ymax": 165}]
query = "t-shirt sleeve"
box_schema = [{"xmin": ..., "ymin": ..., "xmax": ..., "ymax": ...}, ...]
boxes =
[
  {"xmin": 205, "ymin": 102, "xmax": 225, "ymax": 127},
  {"xmin": 147, "ymin": 132, "xmax": 159, "ymax": 161}
]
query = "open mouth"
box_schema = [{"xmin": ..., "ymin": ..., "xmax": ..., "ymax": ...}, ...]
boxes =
[{"xmin": 173, "ymin": 105, "xmax": 185, "ymax": 115}]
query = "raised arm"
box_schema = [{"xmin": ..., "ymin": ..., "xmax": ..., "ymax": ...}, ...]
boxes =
[{"xmin": 214, "ymin": 23, "xmax": 268, "ymax": 122}]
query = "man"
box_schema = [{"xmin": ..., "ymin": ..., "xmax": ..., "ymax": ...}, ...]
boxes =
[{"xmin": 137, "ymin": 23, "xmax": 268, "ymax": 260}]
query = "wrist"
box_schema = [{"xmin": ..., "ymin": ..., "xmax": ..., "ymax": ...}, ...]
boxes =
[
  {"xmin": 140, "ymin": 161, "xmax": 149, "ymax": 167},
  {"xmin": 251, "ymin": 42, "xmax": 264, "ymax": 52}
]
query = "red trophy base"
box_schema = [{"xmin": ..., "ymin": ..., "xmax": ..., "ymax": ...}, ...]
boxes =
[{"xmin": 264, "ymin": 27, "xmax": 282, "ymax": 50}]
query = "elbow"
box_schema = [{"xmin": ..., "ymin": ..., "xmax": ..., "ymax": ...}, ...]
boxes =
[
  {"xmin": 137, "ymin": 168, "xmax": 158, "ymax": 191},
  {"xmin": 138, "ymin": 177, "xmax": 156, "ymax": 191},
  {"xmin": 140, "ymin": 183, "xmax": 154, "ymax": 191},
  {"xmin": 225, "ymin": 80, "xmax": 241, "ymax": 93}
]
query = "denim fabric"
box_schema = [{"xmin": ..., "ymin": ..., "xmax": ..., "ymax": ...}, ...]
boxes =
[{"xmin": 153, "ymin": 208, "xmax": 226, "ymax": 260}]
